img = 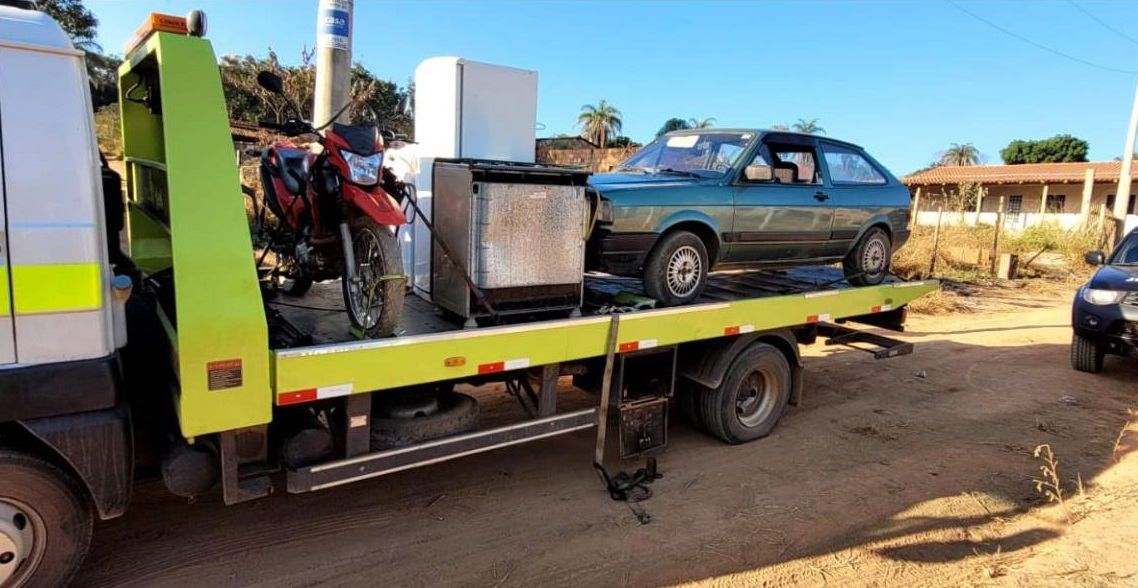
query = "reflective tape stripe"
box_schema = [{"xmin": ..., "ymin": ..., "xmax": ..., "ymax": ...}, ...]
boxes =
[
  {"xmin": 10, "ymin": 263, "xmax": 103, "ymax": 314},
  {"xmin": 618, "ymin": 339, "xmax": 658, "ymax": 352},
  {"xmin": 0, "ymin": 270, "xmax": 8, "ymax": 316}
]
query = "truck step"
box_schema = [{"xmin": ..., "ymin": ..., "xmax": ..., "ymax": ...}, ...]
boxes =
[{"xmin": 286, "ymin": 408, "xmax": 598, "ymax": 493}]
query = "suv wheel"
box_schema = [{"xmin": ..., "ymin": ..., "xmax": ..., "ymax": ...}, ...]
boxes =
[
  {"xmin": 1070, "ymin": 334, "xmax": 1105, "ymax": 373},
  {"xmin": 844, "ymin": 227, "xmax": 891, "ymax": 286},
  {"xmin": 643, "ymin": 230, "xmax": 709, "ymax": 306}
]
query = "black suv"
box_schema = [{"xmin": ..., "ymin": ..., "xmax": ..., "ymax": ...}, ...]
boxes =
[{"xmin": 1071, "ymin": 228, "xmax": 1138, "ymax": 372}]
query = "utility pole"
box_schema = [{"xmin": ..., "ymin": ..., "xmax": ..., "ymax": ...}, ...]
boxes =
[
  {"xmin": 1112, "ymin": 71, "xmax": 1138, "ymax": 243},
  {"xmin": 314, "ymin": 0, "xmax": 353, "ymax": 128}
]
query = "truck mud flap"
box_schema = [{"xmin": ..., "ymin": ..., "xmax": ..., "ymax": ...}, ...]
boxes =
[
  {"xmin": 816, "ymin": 322, "xmax": 913, "ymax": 360},
  {"xmin": 287, "ymin": 408, "xmax": 597, "ymax": 493}
]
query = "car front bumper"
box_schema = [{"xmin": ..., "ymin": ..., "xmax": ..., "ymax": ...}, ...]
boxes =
[
  {"xmin": 586, "ymin": 230, "xmax": 657, "ymax": 275},
  {"xmin": 1071, "ymin": 296, "xmax": 1138, "ymax": 352}
]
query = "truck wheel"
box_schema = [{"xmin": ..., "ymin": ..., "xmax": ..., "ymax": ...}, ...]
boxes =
[
  {"xmin": 1070, "ymin": 334, "xmax": 1105, "ymax": 373},
  {"xmin": 699, "ymin": 343, "xmax": 792, "ymax": 444},
  {"xmin": 0, "ymin": 450, "xmax": 92, "ymax": 588},
  {"xmin": 343, "ymin": 217, "xmax": 405, "ymax": 338},
  {"xmin": 844, "ymin": 227, "xmax": 891, "ymax": 286},
  {"xmin": 643, "ymin": 230, "xmax": 708, "ymax": 307},
  {"xmin": 370, "ymin": 391, "xmax": 480, "ymax": 449}
]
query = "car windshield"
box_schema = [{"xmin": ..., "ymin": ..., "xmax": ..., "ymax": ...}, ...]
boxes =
[
  {"xmin": 615, "ymin": 131, "xmax": 755, "ymax": 178},
  {"xmin": 1110, "ymin": 233, "xmax": 1138, "ymax": 265}
]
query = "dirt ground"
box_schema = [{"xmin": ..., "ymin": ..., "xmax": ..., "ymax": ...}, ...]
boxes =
[{"xmin": 71, "ymin": 297, "xmax": 1138, "ymax": 588}]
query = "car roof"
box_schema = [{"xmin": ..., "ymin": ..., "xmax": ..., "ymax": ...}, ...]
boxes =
[{"xmin": 661, "ymin": 128, "xmax": 865, "ymax": 150}]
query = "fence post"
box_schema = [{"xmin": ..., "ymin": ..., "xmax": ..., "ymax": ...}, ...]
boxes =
[
  {"xmin": 928, "ymin": 206, "xmax": 943, "ymax": 276},
  {"xmin": 990, "ymin": 196, "xmax": 1005, "ymax": 274}
]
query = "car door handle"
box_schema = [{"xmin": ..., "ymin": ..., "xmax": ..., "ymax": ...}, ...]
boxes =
[{"xmin": 814, "ymin": 192, "xmax": 830, "ymax": 202}]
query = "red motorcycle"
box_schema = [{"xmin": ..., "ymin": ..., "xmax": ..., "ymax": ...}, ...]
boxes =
[{"xmin": 251, "ymin": 70, "xmax": 406, "ymax": 338}]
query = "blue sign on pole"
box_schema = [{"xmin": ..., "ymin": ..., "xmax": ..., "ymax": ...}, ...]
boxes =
[{"xmin": 318, "ymin": 5, "xmax": 350, "ymax": 50}]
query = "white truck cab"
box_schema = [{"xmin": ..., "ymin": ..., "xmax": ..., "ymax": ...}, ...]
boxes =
[{"xmin": 0, "ymin": 4, "xmax": 127, "ymax": 369}]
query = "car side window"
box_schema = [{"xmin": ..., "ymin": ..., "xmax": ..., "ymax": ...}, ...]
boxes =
[
  {"xmin": 764, "ymin": 142, "xmax": 822, "ymax": 185},
  {"xmin": 821, "ymin": 143, "xmax": 887, "ymax": 185}
]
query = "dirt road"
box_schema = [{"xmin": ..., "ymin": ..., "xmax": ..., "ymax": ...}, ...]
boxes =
[{"xmin": 72, "ymin": 302, "xmax": 1138, "ymax": 588}]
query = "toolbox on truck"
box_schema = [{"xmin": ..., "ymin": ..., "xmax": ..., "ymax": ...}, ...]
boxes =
[{"xmin": 430, "ymin": 158, "xmax": 592, "ymax": 323}]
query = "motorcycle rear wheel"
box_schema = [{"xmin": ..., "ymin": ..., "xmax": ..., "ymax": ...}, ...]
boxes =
[{"xmin": 342, "ymin": 217, "xmax": 405, "ymax": 338}]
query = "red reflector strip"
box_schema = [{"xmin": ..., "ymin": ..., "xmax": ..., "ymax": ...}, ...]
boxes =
[
  {"xmin": 278, "ymin": 389, "xmax": 317, "ymax": 405},
  {"xmin": 619, "ymin": 339, "xmax": 658, "ymax": 353},
  {"xmin": 478, "ymin": 358, "xmax": 530, "ymax": 374},
  {"xmin": 277, "ymin": 383, "xmax": 354, "ymax": 406},
  {"xmin": 872, "ymin": 304, "xmax": 893, "ymax": 313},
  {"xmin": 806, "ymin": 313, "xmax": 832, "ymax": 324},
  {"xmin": 724, "ymin": 324, "xmax": 755, "ymax": 336}
]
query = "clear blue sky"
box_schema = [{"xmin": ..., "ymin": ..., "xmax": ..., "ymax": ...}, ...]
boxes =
[{"xmin": 88, "ymin": 0, "xmax": 1138, "ymax": 175}]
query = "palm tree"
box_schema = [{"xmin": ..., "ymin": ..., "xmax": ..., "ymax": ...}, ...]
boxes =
[
  {"xmin": 939, "ymin": 143, "xmax": 981, "ymax": 166},
  {"xmin": 578, "ymin": 100, "xmax": 623, "ymax": 149},
  {"xmin": 688, "ymin": 117, "xmax": 716, "ymax": 129},
  {"xmin": 791, "ymin": 118, "xmax": 825, "ymax": 135}
]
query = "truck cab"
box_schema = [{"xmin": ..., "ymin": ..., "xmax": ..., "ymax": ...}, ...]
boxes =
[{"xmin": 0, "ymin": 5, "xmax": 136, "ymax": 588}]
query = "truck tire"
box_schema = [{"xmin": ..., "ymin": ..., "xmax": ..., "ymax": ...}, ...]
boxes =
[
  {"xmin": 844, "ymin": 227, "xmax": 891, "ymax": 287},
  {"xmin": 343, "ymin": 217, "xmax": 405, "ymax": 338},
  {"xmin": 0, "ymin": 450, "xmax": 92, "ymax": 588},
  {"xmin": 699, "ymin": 342, "xmax": 792, "ymax": 444},
  {"xmin": 1070, "ymin": 334, "xmax": 1105, "ymax": 373},
  {"xmin": 370, "ymin": 391, "xmax": 480, "ymax": 449},
  {"xmin": 643, "ymin": 230, "xmax": 708, "ymax": 307}
]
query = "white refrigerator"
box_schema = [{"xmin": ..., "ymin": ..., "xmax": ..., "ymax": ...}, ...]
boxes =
[{"xmin": 405, "ymin": 57, "xmax": 538, "ymax": 301}]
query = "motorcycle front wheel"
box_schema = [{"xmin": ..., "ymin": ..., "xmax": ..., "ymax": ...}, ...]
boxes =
[{"xmin": 342, "ymin": 216, "xmax": 405, "ymax": 338}]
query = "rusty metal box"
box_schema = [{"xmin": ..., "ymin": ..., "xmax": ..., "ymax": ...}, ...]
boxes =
[{"xmin": 431, "ymin": 159, "xmax": 591, "ymax": 321}]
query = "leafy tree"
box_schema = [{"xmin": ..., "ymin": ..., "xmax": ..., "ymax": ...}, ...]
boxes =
[
  {"xmin": 38, "ymin": 0, "xmax": 98, "ymax": 50},
  {"xmin": 938, "ymin": 143, "xmax": 981, "ymax": 166},
  {"xmin": 688, "ymin": 117, "xmax": 716, "ymax": 129},
  {"xmin": 86, "ymin": 51, "xmax": 121, "ymax": 109},
  {"xmin": 578, "ymin": 100, "xmax": 622, "ymax": 148},
  {"xmin": 1000, "ymin": 134, "xmax": 1089, "ymax": 164},
  {"xmin": 656, "ymin": 118, "xmax": 691, "ymax": 136},
  {"xmin": 220, "ymin": 48, "xmax": 412, "ymax": 137},
  {"xmin": 608, "ymin": 136, "xmax": 640, "ymax": 148},
  {"xmin": 791, "ymin": 117, "xmax": 825, "ymax": 135}
]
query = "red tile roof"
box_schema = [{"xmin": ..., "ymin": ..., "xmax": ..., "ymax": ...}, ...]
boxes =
[{"xmin": 902, "ymin": 161, "xmax": 1132, "ymax": 186}]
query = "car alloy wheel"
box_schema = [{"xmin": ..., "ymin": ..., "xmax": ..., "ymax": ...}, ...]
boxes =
[
  {"xmin": 862, "ymin": 235, "xmax": 888, "ymax": 274},
  {"xmin": 667, "ymin": 245, "xmax": 703, "ymax": 298}
]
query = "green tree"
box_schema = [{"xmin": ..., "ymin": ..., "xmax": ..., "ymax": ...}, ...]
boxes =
[
  {"xmin": 38, "ymin": 0, "xmax": 98, "ymax": 50},
  {"xmin": 656, "ymin": 117, "xmax": 691, "ymax": 136},
  {"xmin": 1000, "ymin": 134, "xmax": 1089, "ymax": 164},
  {"xmin": 608, "ymin": 136, "xmax": 641, "ymax": 148},
  {"xmin": 938, "ymin": 143, "xmax": 981, "ymax": 166},
  {"xmin": 791, "ymin": 117, "xmax": 825, "ymax": 135},
  {"xmin": 578, "ymin": 100, "xmax": 622, "ymax": 148},
  {"xmin": 688, "ymin": 117, "xmax": 716, "ymax": 129},
  {"xmin": 219, "ymin": 48, "xmax": 412, "ymax": 137}
]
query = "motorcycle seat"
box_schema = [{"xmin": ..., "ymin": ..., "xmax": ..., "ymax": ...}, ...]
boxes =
[{"xmin": 275, "ymin": 148, "xmax": 309, "ymax": 196}]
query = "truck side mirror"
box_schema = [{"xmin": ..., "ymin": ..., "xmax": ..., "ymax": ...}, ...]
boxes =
[
  {"xmin": 1085, "ymin": 250, "xmax": 1105, "ymax": 266},
  {"xmin": 744, "ymin": 164, "xmax": 773, "ymax": 182},
  {"xmin": 256, "ymin": 71, "xmax": 284, "ymax": 95}
]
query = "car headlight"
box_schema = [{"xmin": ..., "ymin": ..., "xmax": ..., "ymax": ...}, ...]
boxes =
[
  {"xmin": 342, "ymin": 151, "xmax": 382, "ymax": 186},
  {"xmin": 596, "ymin": 199, "xmax": 614, "ymax": 223},
  {"xmin": 1082, "ymin": 288, "xmax": 1125, "ymax": 305}
]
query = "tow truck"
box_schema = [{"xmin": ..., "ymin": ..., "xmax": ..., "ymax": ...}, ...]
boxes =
[{"xmin": 0, "ymin": 7, "xmax": 937, "ymax": 587}]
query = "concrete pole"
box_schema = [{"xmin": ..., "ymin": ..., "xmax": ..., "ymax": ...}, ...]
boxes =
[
  {"xmin": 1113, "ymin": 71, "xmax": 1138, "ymax": 240},
  {"xmin": 314, "ymin": 0, "xmax": 354, "ymax": 128}
]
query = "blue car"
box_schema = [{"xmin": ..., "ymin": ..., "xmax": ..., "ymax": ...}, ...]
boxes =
[
  {"xmin": 586, "ymin": 129, "xmax": 912, "ymax": 306},
  {"xmin": 1071, "ymin": 229, "xmax": 1138, "ymax": 372}
]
